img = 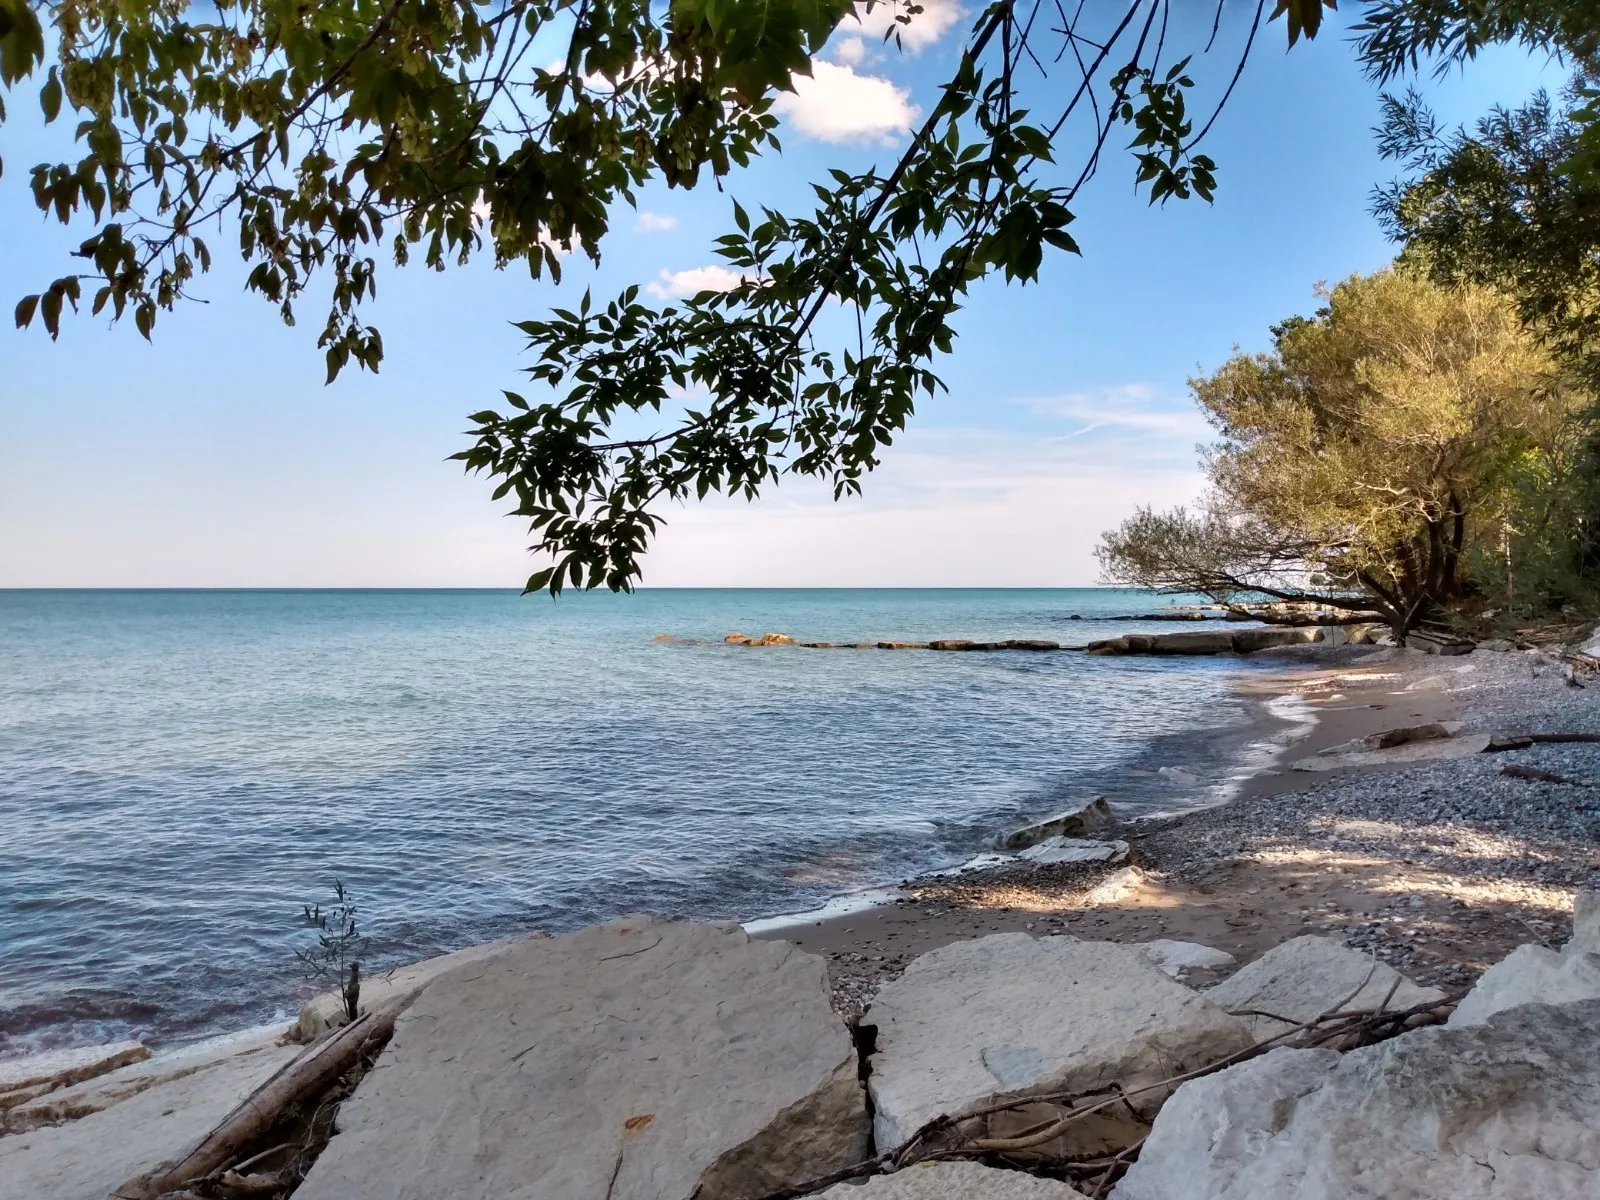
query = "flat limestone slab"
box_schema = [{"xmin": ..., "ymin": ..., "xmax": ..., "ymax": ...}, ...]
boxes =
[
  {"xmin": 7, "ymin": 1023, "xmax": 287, "ymax": 1131},
  {"xmin": 0, "ymin": 1042, "xmax": 298, "ymax": 1200},
  {"xmin": 1134, "ymin": 940, "xmax": 1236, "ymax": 980},
  {"xmin": 1203, "ymin": 935, "xmax": 1443, "ymax": 1041},
  {"xmin": 296, "ymin": 934, "xmax": 533, "ymax": 1040},
  {"xmin": 295, "ymin": 917, "xmax": 868, "ymax": 1200},
  {"xmin": 1115, "ymin": 999, "xmax": 1600, "ymax": 1199},
  {"xmin": 0, "ymin": 1041, "xmax": 149, "ymax": 1094},
  {"xmin": 866, "ymin": 934, "xmax": 1254, "ymax": 1149},
  {"xmin": 819, "ymin": 1161, "xmax": 1089, "ymax": 1198}
]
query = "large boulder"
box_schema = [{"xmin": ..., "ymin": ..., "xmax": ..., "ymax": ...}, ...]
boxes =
[
  {"xmin": 1114, "ymin": 999, "xmax": 1600, "ymax": 1199},
  {"xmin": 295, "ymin": 917, "xmax": 868, "ymax": 1200},
  {"xmin": 865, "ymin": 934, "xmax": 1254, "ymax": 1152},
  {"xmin": 819, "ymin": 1161, "xmax": 1088, "ymax": 1198},
  {"xmin": 997, "ymin": 798, "xmax": 1113, "ymax": 851},
  {"xmin": 0, "ymin": 1041, "xmax": 298, "ymax": 1200},
  {"xmin": 1203, "ymin": 935, "xmax": 1444, "ymax": 1042},
  {"xmin": 1452, "ymin": 889, "xmax": 1600, "ymax": 1027},
  {"xmin": 1146, "ymin": 631, "xmax": 1236, "ymax": 655}
]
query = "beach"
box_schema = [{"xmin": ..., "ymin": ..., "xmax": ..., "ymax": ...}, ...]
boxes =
[{"xmin": 760, "ymin": 642, "xmax": 1600, "ymax": 1014}]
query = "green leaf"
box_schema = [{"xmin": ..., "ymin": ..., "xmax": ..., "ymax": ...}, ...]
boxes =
[
  {"xmin": 39, "ymin": 67, "xmax": 60, "ymax": 122},
  {"xmin": 14, "ymin": 293, "xmax": 38, "ymax": 328}
]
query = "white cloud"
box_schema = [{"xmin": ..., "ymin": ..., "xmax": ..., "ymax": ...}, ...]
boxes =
[
  {"xmin": 773, "ymin": 60, "xmax": 918, "ymax": 145},
  {"xmin": 844, "ymin": 0, "xmax": 963, "ymax": 53},
  {"xmin": 635, "ymin": 211, "xmax": 678, "ymax": 233},
  {"xmin": 832, "ymin": 35, "xmax": 869, "ymax": 66},
  {"xmin": 646, "ymin": 265, "xmax": 749, "ymax": 300}
]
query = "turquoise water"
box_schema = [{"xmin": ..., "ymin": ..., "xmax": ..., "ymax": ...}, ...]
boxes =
[{"xmin": 0, "ymin": 589, "xmax": 1288, "ymax": 1054}]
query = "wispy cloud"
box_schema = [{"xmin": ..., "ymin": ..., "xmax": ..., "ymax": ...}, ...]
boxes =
[
  {"xmin": 634, "ymin": 210, "xmax": 678, "ymax": 233},
  {"xmin": 1019, "ymin": 384, "xmax": 1210, "ymax": 440}
]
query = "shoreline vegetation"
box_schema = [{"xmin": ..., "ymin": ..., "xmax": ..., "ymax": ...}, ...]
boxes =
[{"xmin": 5, "ymin": 633, "xmax": 1600, "ymax": 1196}]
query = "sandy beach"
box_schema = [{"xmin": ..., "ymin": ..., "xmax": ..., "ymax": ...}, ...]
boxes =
[{"xmin": 757, "ymin": 643, "xmax": 1600, "ymax": 1014}]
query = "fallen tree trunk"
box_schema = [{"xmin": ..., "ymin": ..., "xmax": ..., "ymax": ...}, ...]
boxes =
[{"xmin": 109, "ymin": 991, "xmax": 417, "ymax": 1200}]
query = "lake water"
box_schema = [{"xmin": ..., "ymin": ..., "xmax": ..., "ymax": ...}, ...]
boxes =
[{"xmin": 0, "ymin": 588, "xmax": 1296, "ymax": 1055}]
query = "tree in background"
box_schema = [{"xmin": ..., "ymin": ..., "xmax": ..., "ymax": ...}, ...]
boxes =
[
  {"xmin": 3, "ymin": 0, "xmax": 1584, "ymax": 591},
  {"xmin": 1097, "ymin": 269, "xmax": 1590, "ymax": 639}
]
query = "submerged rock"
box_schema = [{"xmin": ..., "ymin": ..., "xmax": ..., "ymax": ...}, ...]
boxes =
[
  {"xmin": 1114, "ymin": 999, "xmax": 1600, "ymax": 1200},
  {"xmin": 1203, "ymin": 935, "xmax": 1444, "ymax": 1042},
  {"xmin": 295, "ymin": 917, "xmax": 868, "ymax": 1200},
  {"xmin": 865, "ymin": 933, "xmax": 1253, "ymax": 1153}
]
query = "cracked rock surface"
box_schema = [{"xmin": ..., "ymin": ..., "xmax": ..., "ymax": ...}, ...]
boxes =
[
  {"xmin": 819, "ymin": 1160, "xmax": 1090, "ymax": 1197},
  {"xmin": 1113, "ymin": 998, "xmax": 1600, "ymax": 1199},
  {"xmin": 294, "ymin": 917, "xmax": 868, "ymax": 1200}
]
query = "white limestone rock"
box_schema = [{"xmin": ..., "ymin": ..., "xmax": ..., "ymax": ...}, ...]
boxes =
[
  {"xmin": 1203, "ymin": 935, "xmax": 1444, "ymax": 1041},
  {"xmin": 0, "ymin": 1041, "xmax": 148, "ymax": 1094},
  {"xmin": 6, "ymin": 1022, "xmax": 286, "ymax": 1132},
  {"xmin": 866, "ymin": 933, "xmax": 1254, "ymax": 1150},
  {"xmin": 1134, "ymin": 940, "xmax": 1236, "ymax": 979},
  {"xmin": 1113, "ymin": 999, "xmax": 1600, "ymax": 1199},
  {"xmin": 0, "ymin": 1041, "xmax": 298, "ymax": 1200},
  {"xmin": 819, "ymin": 1161, "xmax": 1089, "ymax": 1198},
  {"xmin": 1452, "ymin": 889, "xmax": 1600, "ymax": 1027},
  {"xmin": 295, "ymin": 917, "xmax": 868, "ymax": 1200},
  {"xmin": 1018, "ymin": 837, "xmax": 1129, "ymax": 865},
  {"xmin": 296, "ymin": 934, "xmax": 531, "ymax": 1040}
]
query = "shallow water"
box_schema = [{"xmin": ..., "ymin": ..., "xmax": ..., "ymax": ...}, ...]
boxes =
[{"xmin": 0, "ymin": 588, "xmax": 1290, "ymax": 1054}]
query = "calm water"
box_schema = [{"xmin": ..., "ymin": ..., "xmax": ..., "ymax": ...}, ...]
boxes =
[{"xmin": 0, "ymin": 589, "xmax": 1291, "ymax": 1055}]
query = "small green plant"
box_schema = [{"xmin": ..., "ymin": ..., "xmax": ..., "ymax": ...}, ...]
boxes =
[{"xmin": 297, "ymin": 881, "xmax": 369, "ymax": 1024}]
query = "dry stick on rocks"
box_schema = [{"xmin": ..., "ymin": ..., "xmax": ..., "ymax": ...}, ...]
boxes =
[{"xmin": 109, "ymin": 992, "xmax": 417, "ymax": 1200}]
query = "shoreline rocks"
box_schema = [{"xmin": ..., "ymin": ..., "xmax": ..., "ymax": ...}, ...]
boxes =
[
  {"xmin": 864, "ymin": 933, "xmax": 1255, "ymax": 1154},
  {"xmin": 294, "ymin": 917, "xmax": 869, "ymax": 1200}
]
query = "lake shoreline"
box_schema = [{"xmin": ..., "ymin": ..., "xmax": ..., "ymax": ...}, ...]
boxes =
[{"xmin": 758, "ymin": 643, "xmax": 1600, "ymax": 1015}]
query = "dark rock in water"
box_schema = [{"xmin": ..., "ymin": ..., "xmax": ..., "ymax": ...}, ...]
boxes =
[
  {"xmin": 1230, "ymin": 627, "xmax": 1323, "ymax": 653},
  {"xmin": 1001, "ymin": 639, "xmax": 1060, "ymax": 651},
  {"xmin": 875, "ymin": 641, "xmax": 928, "ymax": 650},
  {"xmin": 998, "ymin": 797, "xmax": 1114, "ymax": 850}
]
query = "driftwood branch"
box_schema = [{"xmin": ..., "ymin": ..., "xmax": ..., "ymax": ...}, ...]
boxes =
[{"xmin": 108, "ymin": 991, "xmax": 417, "ymax": 1200}]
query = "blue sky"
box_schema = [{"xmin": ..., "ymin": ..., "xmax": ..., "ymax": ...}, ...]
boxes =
[{"xmin": 0, "ymin": 4, "xmax": 1567, "ymax": 587}]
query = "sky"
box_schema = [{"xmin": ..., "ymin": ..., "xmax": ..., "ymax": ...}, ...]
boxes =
[{"xmin": 0, "ymin": 3, "xmax": 1570, "ymax": 588}]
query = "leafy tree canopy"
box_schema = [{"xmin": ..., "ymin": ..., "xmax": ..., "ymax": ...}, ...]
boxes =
[
  {"xmin": 0, "ymin": 0, "xmax": 1568, "ymax": 592},
  {"xmin": 1097, "ymin": 269, "xmax": 1590, "ymax": 636}
]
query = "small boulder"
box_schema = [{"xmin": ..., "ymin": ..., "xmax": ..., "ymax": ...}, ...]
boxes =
[
  {"xmin": 998, "ymin": 798, "xmax": 1113, "ymax": 851},
  {"xmin": 1451, "ymin": 889, "xmax": 1600, "ymax": 1027},
  {"xmin": 866, "ymin": 934, "xmax": 1254, "ymax": 1153},
  {"xmin": 1203, "ymin": 935, "xmax": 1444, "ymax": 1041},
  {"xmin": 1002, "ymin": 639, "xmax": 1061, "ymax": 651},
  {"xmin": 818, "ymin": 1161, "xmax": 1088, "ymax": 1198},
  {"xmin": 295, "ymin": 918, "xmax": 868, "ymax": 1200},
  {"xmin": 1134, "ymin": 940, "xmax": 1236, "ymax": 980},
  {"xmin": 1358, "ymin": 721, "xmax": 1455, "ymax": 750},
  {"xmin": 1406, "ymin": 628, "xmax": 1475, "ymax": 655},
  {"xmin": 756, "ymin": 632, "xmax": 795, "ymax": 645},
  {"xmin": 1017, "ymin": 837, "xmax": 1129, "ymax": 865},
  {"xmin": 1116, "ymin": 999, "xmax": 1600, "ymax": 1200},
  {"xmin": 723, "ymin": 632, "xmax": 752, "ymax": 644}
]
